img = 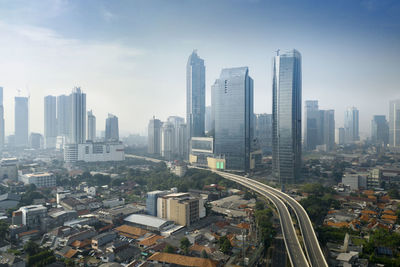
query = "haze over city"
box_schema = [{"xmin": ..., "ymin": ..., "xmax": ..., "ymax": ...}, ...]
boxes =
[{"xmin": 1, "ymin": 0, "xmax": 399, "ymax": 136}]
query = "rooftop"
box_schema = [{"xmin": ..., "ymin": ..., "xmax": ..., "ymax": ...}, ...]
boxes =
[
  {"xmin": 148, "ymin": 252, "xmax": 218, "ymax": 267},
  {"xmin": 124, "ymin": 214, "xmax": 169, "ymax": 229}
]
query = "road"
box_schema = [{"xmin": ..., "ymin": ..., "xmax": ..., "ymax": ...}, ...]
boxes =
[{"xmin": 213, "ymin": 170, "xmax": 328, "ymax": 267}]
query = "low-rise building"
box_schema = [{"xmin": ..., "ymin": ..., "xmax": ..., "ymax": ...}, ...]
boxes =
[
  {"xmin": 0, "ymin": 158, "xmax": 18, "ymax": 181},
  {"xmin": 64, "ymin": 142, "xmax": 125, "ymax": 163},
  {"xmin": 13, "ymin": 205, "xmax": 47, "ymax": 230},
  {"xmin": 0, "ymin": 193, "xmax": 20, "ymax": 210},
  {"xmin": 103, "ymin": 198, "xmax": 125, "ymax": 208},
  {"xmin": 92, "ymin": 232, "xmax": 117, "ymax": 250},
  {"xmin": 19, "ymin": 172, "xmax": 56, "ymax": 188}
]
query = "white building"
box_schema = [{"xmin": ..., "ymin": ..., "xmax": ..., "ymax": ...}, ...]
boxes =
[
  {"xmin": 14, "ymin": 205, "xmax": 47, "ymax": 229},
  {"xmin": 20, "ymin": 172, "xmax": 56, "ymax": 188},
  {"xmin": 103, "ymin": 198, "xmax": 125, "ymax": 208},
  {"xmin": 87, "ymin": 110, "xmax": 96, "ymax": 141},
  {"xmin": 64, "ymin": 142, "xmax": 125, "ymax": 163}
]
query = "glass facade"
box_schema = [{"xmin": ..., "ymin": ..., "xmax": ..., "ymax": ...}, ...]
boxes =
[
  {"xmin": 389, "ymin": 100, "xmax": 400, "ymax": 148},
  {"xmin": 344, "ymin": 107, "xmax": 359, "ymax": 143},
  {"xmin": 371, "ymin": 115, "xmax": 389, "ymax": 146},
  {"xmin": 213, "ymin": 67, "xmax": 253, "ymax": 171},
  {"xmin": 272, "ymin": 50, "xmax": 302, "ymax": 184},
  {"xmin": 186, "ymin": 50, "xmax": 205, "ymax": 140}
]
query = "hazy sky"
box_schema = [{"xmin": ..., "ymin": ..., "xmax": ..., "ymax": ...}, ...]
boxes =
[{"xmin": 0, "ymin": 0, "xmax": 399, "ymax": 138}]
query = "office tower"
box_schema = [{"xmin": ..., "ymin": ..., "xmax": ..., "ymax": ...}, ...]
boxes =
[
  {"xmin": 336, "ymin": 128, "xmax": 345, "ymax": 145},
  {"xmin": 389, "ymin": 100, "xmax": 400, "ymax": 148},
  {"xmin": 44, "ymin": 96, "xmax": 57, "ymax": 148},
  {"xmin": 272, "ymin": 50, "xmax": 302, "ymax": 184},
  {"xmin": 320, "ymin": 110, "xmax": 335, "ymax": 151},
  {"xmin": 176, "ymin": 123, "xmax": 187, "ymax": 159},
  {"xmin": 213, "ymin": 67, "xmax": 253, "ymax": 171},
  {"xmin": 167, "ymin": 116, "xmax": 185, "ymax": 157},
  {"xmin": 0, "ymin": 87, "xmax": 4, "ymax": 149},
  {"xmin": 371, "ymin": 115, "xmax": 389, "ymax": 146},
  {"xmin": 29, "ymin": 133, "xmax": 43, "ymax": 149},
  {"xmin": 105, "ymin": 113, "xmax": 119, "ymax": 141},
  {"xmin": 205, "ymin": 106, "xmax": 212, "ymax": 133},
  {"xmin": 255, "ymin": 113, "xmax": 272, "ymax": 153},
  {"xmin": 186, "ymin": 50, "xmax": 206, "ymax": 142},
  {"xmin": 344, "ymin": 107, "xmax": 359, "ymax": 143},
  {"xmin": 57, "ymin": 94, "xmax": 71, "ymax": 138},
  {"xmin": 87, "ymin": 110, "xmax": 96, "ymax": 141},
  {"xmin": 161, "ymin": 122, "xmax": 175, "ymax": 160},
  {"xmin": 148, "ymin": 117, "xmax": 162, "ymax": 154},
  {"xmin": 304, "ymin": 100, "xmax": 319, "ymax": 150},
  {"xmin": 70, "ymin": 87, "xmax": 86, "ymax": 144},
  {"xmin": 14, "ymin": 96, "xmax": 29, "ymax": 147}
]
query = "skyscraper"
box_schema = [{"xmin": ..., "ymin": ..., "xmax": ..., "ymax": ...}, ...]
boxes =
[
  {"xmin": 105, "ymin": 113, "xmax": 119, "ymax": 141},
  {"xmin": 344, "ymin": 107, "xmax": 359, "ymax": 143},
  {"xmin": 205, "ymin": 106, "xmax": 212, "ymax": 134},
  {"xmin": 70, "ymin": 87, "xmax": 86, "ymax": 144},
  {"xmin": 0, "ymin": 87, "xmax": 4, "ymax": 149},
  {"xmin": 167, "ymin": 116, "xmax": 185, "ymax": 157},
  {"xmin": 272, "ymin": 50, "xmax": 302, "ymax": 184},
  {"xmin": 148, "ymin": 117, "xmax": 162, "ymax": 155},
  {"xmin": 389, "ymin": 100, "xmax": 400, "ymax": 148},
  {"xmin": 14, "ymin": 96, "xmax": 29, "ymax": 147},
  {"xmin": 336, "ymin": 128, "xmax": 345, "ymax": 145},
  {"xmin": 304, "ymin": 100, "xmax": 319, "ymax": 151},
  {"xmin": 44, "ymin": 95, "xmax": 57, "ymax": 148},
  {"xmin": 320, "ymin": 109, "xmax": 335, "ymax": 151},
  {"xmin": 371, "ymin": 115, "xmax": 389, "ymax": 146},
  {"xmin": 255, "ymin": 113, "xmax": 272, "ymax": 153},
  {"xmin": 213, "ymin": 67, "xmax": 253, "ymax": 171},
  {"xmin": 57, "ymin": 94, "xmax": 71, "ymax": 138},
  {"xmin": 161, "ymin": 122, "xmax": 175, "ymax": 160},
  {"xmin": 186, "ymin": 50, "xmax": 205, "ymax": 143},
  {"xmin": 87, "ymin": 110, "xmax": 96, "ymax": 141}
]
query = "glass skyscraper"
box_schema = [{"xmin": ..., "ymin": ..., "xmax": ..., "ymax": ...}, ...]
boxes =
[
  {"xmin": 105, "ymin": 113, "xmax": 119, "ymax": 141},
  {"xmin": 371, "ymin": 115, "xmax": 389, "ymax": 146},
  {"xmin": 15, "ymin": 96, "xmax": 29, "ymax": 147},
  {"xmin": 389, "ymin": 100, "xmax": 400, "ymax": 148},
  {"xmin": 70, "ymin": 87, "xmax": 86, "ymax": 144},
  {"xmin": 272, "ymin": 49, "xmax": 302, "ymax": 184},
  {"xmin": 44, "ymin": 95, "xmax": 57, "ymax": 148},
  {"xmin": 344, "ymin": 107, "xmax": 359, "ymax": 143},
  {"xmin": 186, "ymin": 50, "xmax": 205, "ymax": 141},
  {"xmin": 213, "ymin": 67, "xmax": 253, "ymax": 171}
]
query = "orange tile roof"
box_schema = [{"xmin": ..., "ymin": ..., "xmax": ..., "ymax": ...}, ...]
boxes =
[
  {"xmin": 237, "ymin": 222, "xmax": 250, "ymax": 229},
  {"xmin": 381, "ymin": 214, "xmax": 397, "ymax": 221},
  {"xmin": 363, "ymin": 190, "xmax": 374, "ymax": 195},
  {"xmin": 383, "ymin": 209, "xmax": 395, "ymax": 215},
  {"xmin": 325, "ymin": 221, "xmax": 349, "ymax": 228},
  {"xmin": 64, "ymin": 249, "xmax": 78, "ymax": 259},
  {"xmin": 71, "ymin": 239, "xmax": 92, "ymax": 248},
  {"xmin": 115, "ymin": 225, "xmax": 148, "ymax": 238},
  {"xmin": 190, "ymin": 244, "xmax": 215, "ymax": 254},
  {"xmin": 328, "ymin": 210, "xmax": 338, "ymax": 214},
  {"xmin": 362, "ymin": 210, "xmax": 378, "ymax": 215},
  {"xmin": 139, "ymin": 234, "xmax": 164, "ymax": 247},
  {"xmin": 360, "ymin": 214, "xmax": 370, "ymax": 222},
  {"xmin": 148, "ymin": 252, "xmax": 218, "ymax": 267},
  {"xmin": 18, "ymin": 229, "xmax": 39, "ymax": 237}
]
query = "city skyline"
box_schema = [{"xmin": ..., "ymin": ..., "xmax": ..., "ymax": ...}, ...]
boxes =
[{"xmin": 0, "ymin": 0, "xmax": 400, "ymax": 137}]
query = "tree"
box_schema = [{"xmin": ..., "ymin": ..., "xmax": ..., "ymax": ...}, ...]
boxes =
[
  {"xmin": 219, "ymin": 236, "xmax": 232, "ymax": 254},
  {"xmin": 163, "ymin": 244, "xmax": 175, "ymax": 254},
  {"xmin": 201, "ymin": 249, "xmax": 209, "ymax": 258},
  {"xmin": 24, "ymin": 240, "xmax": 40, "ymax": 255},
  {"xmin": 180, "ymin": 237, "xmax": 191, "ymax": 254}
]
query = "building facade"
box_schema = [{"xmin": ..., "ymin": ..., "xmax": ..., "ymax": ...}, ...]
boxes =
[
  {"xmin": 0, "ymin": 87, "xmax": 4, "ymax": 149},
  {"xmin": 389, "ymin": 100, "xmax": 400, "ymax": 149},
  {"xmin": 304, "ymin": 100, "xmax": 319, "ymax": 151},
  {"xmin": 87, "ymin": 110, "xmax": 96, "ymax": 141},
  {"xmin": 213, "ymin": 67, "xmax": 253, "ymax": 171},
  {"xmin": 255, "ymin": 113, "xmax": 272, "ymax": 154},
  {"xmin": 371, "ymin": 115, "xmax": 389, "ymax": 146},
  {"xmin": 105, "ymin": 113, "xmax": 119, "ymax": 141},
  {"xmin": 70, "ymin": 87, "xmax": 86, "ymax": 144},
  {"xmin": 20, "ymin": 172, "xmax": 56, "ymax": 188},
  {"xmin": 44, "ymin": 95, "xmax": 57, "ymax": 148},
  {"xmin": 64, "ymin": 141, "xmax": 124, "ymax": 163},
  {"xmin": 272, "ymin": 50, "xmax": 302, "ymax": 184},
  {"xmin": 161, "ymin": 122, "xmax": 175, "ymax": 161},
  {"xmin": 148, "ymin": 117, "xmax": 162, "ymax": 155},
  {"xmin": 186, "ymin": 50, "xmax": 206, "ymax": 147},
  {"xmin": 57, "ymin": 94, "xmax": 71, "ymax": 139},
  {"xmin": 14, "ymin": 96, "xmax": 29, "ymax": 147},
  {"xmin": 344, "ymin": 107, "xmax": 359, "ymax": 143}
]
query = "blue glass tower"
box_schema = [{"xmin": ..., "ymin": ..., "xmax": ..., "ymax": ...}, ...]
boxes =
[
  {"xmin": 213, "ymin": 67, "xmax": 254, "ymax": 171},
  {"xmin": 272, "ymin": 50, "xmax": 302, "ymax": 184}
]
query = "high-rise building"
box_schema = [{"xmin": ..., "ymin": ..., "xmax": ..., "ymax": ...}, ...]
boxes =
[
  {"xmin": 304, "ymin": 100, "xmax": 319, "ymax": 150},
  {"xmin": 29, "ymin": 133, "xmax": 43, "ymax": 149},
  {"xmin": 14, "ymin": 96, "xmax": 29, "ymax": 147},
  {"xmin": 87, "ymin": 110, "xmax": 96, "ymax": 141},
  {"xmin": 57, "ymin": 94, "xmax": 71, "ymax": 138},
  {"xmin": 186, "ymin": 50, "xmax": 205, "ymax": 144},
  {"xmin": 213, "ymin": 67, "xmax": 253, "ymax": 171},
  {"xmin": 371, "ymin": 115, "xmax": 389, "ymax": 146},
  {"xmin": 319, "ymin": 109, "xmax": 335, "ymax": 151},
  {"xmin": 344, "ymin": 107, "xmax": 359, "ymax": 143},
  {"xmin": 389, "ymin": 100, "xmax": 400, "ymax": 148},
  {"xmin": 0, "ymin": 87, "xmax": 4, "ymax": 149},
  {"xmin": 205, "ymin": 106, "xmax": 212, "ymax": 134},
  {"xmin": 176, "ymin": 123, "xmax": 187, "ymax": 159},
  {"xmin": 272, "ymin": 50, "xmax": 302, "ymax": 184},
  {"xmin": 44, "ymin": 95, "xmax": 57, "ymax": 148},
  {"xmin": 255, "ymin": 113, "xmax": 272, "ymax": 153},
  {"xmin": 336, "ymin": 128, "xmax": 345, "ymax": 145},
  {"xmin": 70, "ymin": 88, "xmax": 86, "ymax": 144},
  {"xmin": 148, "ymin": 117, "xmax": 162, "ymax": 155},
  {"xmin": 105, "ymin": 113, "xmax": 119, "ymax": 141},
  {"xmin": 167, "ymin": 116, "xmax": 185, "ymax": 157},
  {"xmin": 161, "ymin": 122, "xmax": 175, "ymax": 161}
]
